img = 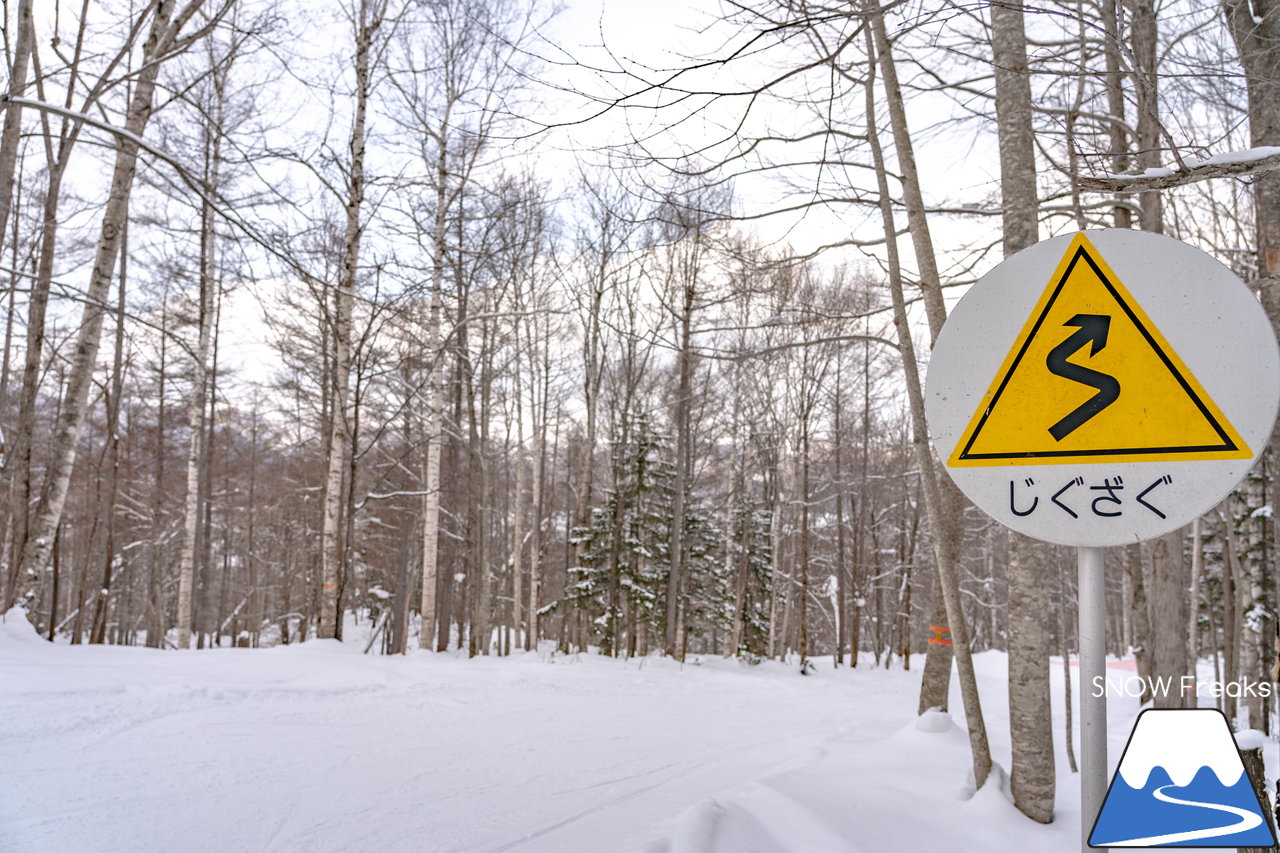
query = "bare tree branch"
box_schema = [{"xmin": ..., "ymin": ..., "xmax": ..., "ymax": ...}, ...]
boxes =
[{"xmin": 1078, "ymin": 147, "xmax": 1280, "ymax": 192}]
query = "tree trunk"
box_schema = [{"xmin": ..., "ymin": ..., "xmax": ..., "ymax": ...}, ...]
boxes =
[
  {"xmin": 991, "ymin": 0, "xmax": 1054, "ymax": 821},
  {"xmin": 46, "ymin": 524, "xmax": 59, "ymax": 641},
  {"xmin": 798, "ymin": 428, "xmax": 811, "ymax": 672},
  {"xmin": 727, "ymin": 352, "xmax": 749, "ymax": 658},
  {"xmin": 1223, "ymin": 0, "xmax": 1280, "ymax": 726},
  {"xmin": 1238, "ymin": 745, "xmax": 1277, "ymax": 853},
  {"xmin": 176, "ymin": 140, "xmax": 220, "ymax": 651},
  {"xmin": 1102, "ymin": 0, "xmax": 1133, "ymax": 228},
  {"xmin": 604, "ymin": 422, "xmax": 628, "ymax": 657},
  {"xmin": 1224, "ymin": 0, "xmax": 1280, "ymax": 326},
  {"xmin": 853, "ymin": 347, "xmax": 870, "ymax": 669},
  {"xmin": 1188, "ymin": 516, "xmax": 1202, "ymax": 681},
  {"xmin": 147, "ymin": 296, "xmax": 168, "ymax": 647},
  {"xmin": 1219, "ymin": 516, "xmax": 1240, "ymax": 721},
  {"xmin": 89, "ymin": 218, "xmax": 130, "ymax": 645},
  {"xmin": 0, "ymin": 0, "xmax": 34, "ymax": 252},
  {"xmin": 766, "ymin": 472, "xmax": 783, "ymax": 660},
  {"xmin": 320, "ymin": 0, "xmax": 380, "ymax": 640},
  {"xmin": 575, "ymin": 269, "xmax": 605, "ymax": 533},
  {"xmin": 419, "ymin": 236, "xmax": 443, "ymax": 651},
  {"xmin": 918, "ymin": 573, "xmax": 953, "ymax": 712},
  {"xmin": 1057, "ymin": 556, "xmax": 1078, "ymax": 774},
  {"xmin": 1150, "ymin": 530, "xmax": 1189, "ymax": 709},
  {"xmin": 834, "ymin": 386, "xmax": 848, "ymax": 667},
  {"xmin": 16, "ymin": 0, "xmax": 206, "ymax": 597},
  {"xmin": 511, "ymin": 423, "xmax": 525, "ymax": 655},
  {"xmin": 1130, "ymin": 0, "xmax": 1163, "ymax": 232},
  {"xmin": 665, "ymin": 281, "xmax": 695, "ymax": 659},
  {"xmin": 466, "ymin": 325, "xmax": 490, "ymax": 657},
  {"xmin": 5, "ymin": 144, "xmax": 70, "ymax": 610},
  {"xmin": 1007, "ymin": 533, "xmax": 1056, "ymax": 818},
  {"xmin": 868, "ymin": 9, "xmax": 992, "ymax": 790},
  {"xmin": 1126, "ymin": 543, "xmax": 1155, "ymax": 703},
  {"xmin": 196, "ymin": 282, "xmax": 222, "ymax": 647},
  {"xmin": 523, "ymin": 336, "xmax": 552, "ymax": 652},
  {"xmin": 246, "ymin": 405, "xmax": 261, "ymax": 647},
  {"xmin": 1237, "ymin": 521, "xmax": 1267, "ymax": 727}
]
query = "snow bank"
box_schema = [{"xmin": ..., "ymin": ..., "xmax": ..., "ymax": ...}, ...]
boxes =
[
  {"xmin": 915, "ymin": 708, "xmax": 954, "ymax": 733},
  {"xmin": 2, "ymin": 639, "xmax": 1270, "ymax": 852},
  {"xmin": 0, "ymin": 607, "xmax": 44, "ymax": 645},
  {"xmin": 1235, "ymin": 728, "xmax": 1268, "ymax": 752}
]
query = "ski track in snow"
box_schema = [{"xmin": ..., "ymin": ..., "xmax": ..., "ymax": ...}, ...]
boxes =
[
  {"xmin": 1102, "ymin": 784, "xmax": 1264, "ymax": 847},
  {"xmin": 1, "ymin": 615, "xmax": 1275, "ymax": 853}
]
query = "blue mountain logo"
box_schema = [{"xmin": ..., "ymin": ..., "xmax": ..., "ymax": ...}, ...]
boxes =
[{"xmin": 1089, "ymin": 708, "xmax": 1277, "ymax": 848}]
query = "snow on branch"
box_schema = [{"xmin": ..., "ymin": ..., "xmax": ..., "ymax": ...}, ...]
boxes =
[{"xmin": 1079, "ymin": 147, "xmax": 1280, "ymax": 193}]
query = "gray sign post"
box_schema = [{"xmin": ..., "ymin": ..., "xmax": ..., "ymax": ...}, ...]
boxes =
[{"xmin": 1078, "ymin": 545, "xmax": 1106, "ymax": 852}]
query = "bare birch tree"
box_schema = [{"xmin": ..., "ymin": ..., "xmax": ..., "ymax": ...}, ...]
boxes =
[
  {"xmin": 175, "ymin": 22, "xmax": 240, "ymax": 649},
  {"xmin": 989, "ymin": 0, "xmax": 1055, "ymax": 822},
  {"xmin": 864, "ymin": 3, "xmax": 992, "ymax": 790},
  {"xmin": 0, "ymin": 0, "xmax": 34, "ymax": 255},
  {"xmin": 16, "ymin": 0, "xmax": 231, "ymax": 602},
  {"xmin": 315, "ymin": 0, "xmax": 390, "ymax": 641}
]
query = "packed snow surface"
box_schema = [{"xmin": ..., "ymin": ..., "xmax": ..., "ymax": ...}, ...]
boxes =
[{"xmin": 1, "ymin": 610, "xmax": 1274, "ymax": 853}]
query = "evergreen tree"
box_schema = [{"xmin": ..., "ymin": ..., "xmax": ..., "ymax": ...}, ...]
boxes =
[
  {"xmin": 564, "ymin": 414, "xmax": 673, "ymax": 655},
  {"xmin": 725, "ymin": 502, "xmax": 773, "ymax": 658},
  {"xmin": 673, "ymin": 496, "xmax": 727, "ymax": 654}
]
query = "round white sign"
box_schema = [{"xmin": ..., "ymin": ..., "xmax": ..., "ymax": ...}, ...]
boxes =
[{"xmin": 925, "ymin": 229, "xmax": 1280, "ymax": 546}]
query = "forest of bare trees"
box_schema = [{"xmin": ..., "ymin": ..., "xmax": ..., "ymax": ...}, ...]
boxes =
[{"xmin": 1, "ymin": 0, "xmax": 1278, "ymax": 820}]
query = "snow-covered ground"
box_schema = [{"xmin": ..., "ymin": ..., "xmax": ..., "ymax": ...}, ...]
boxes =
[{"xmin": 1, "ymin": 610, "xmax": 1274, "ymax": 853}]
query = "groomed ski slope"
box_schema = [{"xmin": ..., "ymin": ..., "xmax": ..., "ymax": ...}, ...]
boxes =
[{"xmin": 1, "ymin": 611, "xmax": 1273, "ymax": 853}]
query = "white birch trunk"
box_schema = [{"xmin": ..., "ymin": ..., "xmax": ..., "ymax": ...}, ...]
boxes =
[
  {"xmin": 511, "ymin": 442, "xmax": 525, "ymax": 652},
  {"xmin": 419, "ymin": 285, "xmax": 442, "ymax": 650},
  {"xmin": 0, "ymin": 0, "xmax": 34, "ymax": 252},
  {"xmin": 320, "ymin": 0, "xmax": 380, "ymax": 639},
  {"xmin": 509, "ymin": 320, "xmax": 526, "ymax": 652},
  {"xmin": 527, "ymin": 422, "xmax": 545, "ymax": 649},
  {"xmin": 866, "ymin": 11, "xmax": 992, "ymax": 789},
  {"xmin": 18, "ymin": 0, "xmax": 208, "ymax": 589},
  {"xmin": 176, "ymin": 108, "xmax": 222, "ymax": 649},
  {"xmin": 766, "ymin": 483, "xmax": 782, "ymax": 659},
  {"xmin": 991, "ymin": 0, "xmax": 1054, "ymax": 821}
]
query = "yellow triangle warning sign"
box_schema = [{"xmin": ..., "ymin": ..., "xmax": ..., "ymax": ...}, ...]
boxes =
[{"xmin": 949, "ymin": 233, "xmax": 1251, "ymax": 467}]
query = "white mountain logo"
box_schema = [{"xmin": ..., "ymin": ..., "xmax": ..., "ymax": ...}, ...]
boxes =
[{"xmin": 1089, "ymin": 708, "xmax": 1277, "ymax": 848}]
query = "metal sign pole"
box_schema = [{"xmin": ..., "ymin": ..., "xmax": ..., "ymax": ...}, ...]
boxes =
[{"xmin": 1078, "ymin": 544, "xmax": 1107, "ymax": 852}]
